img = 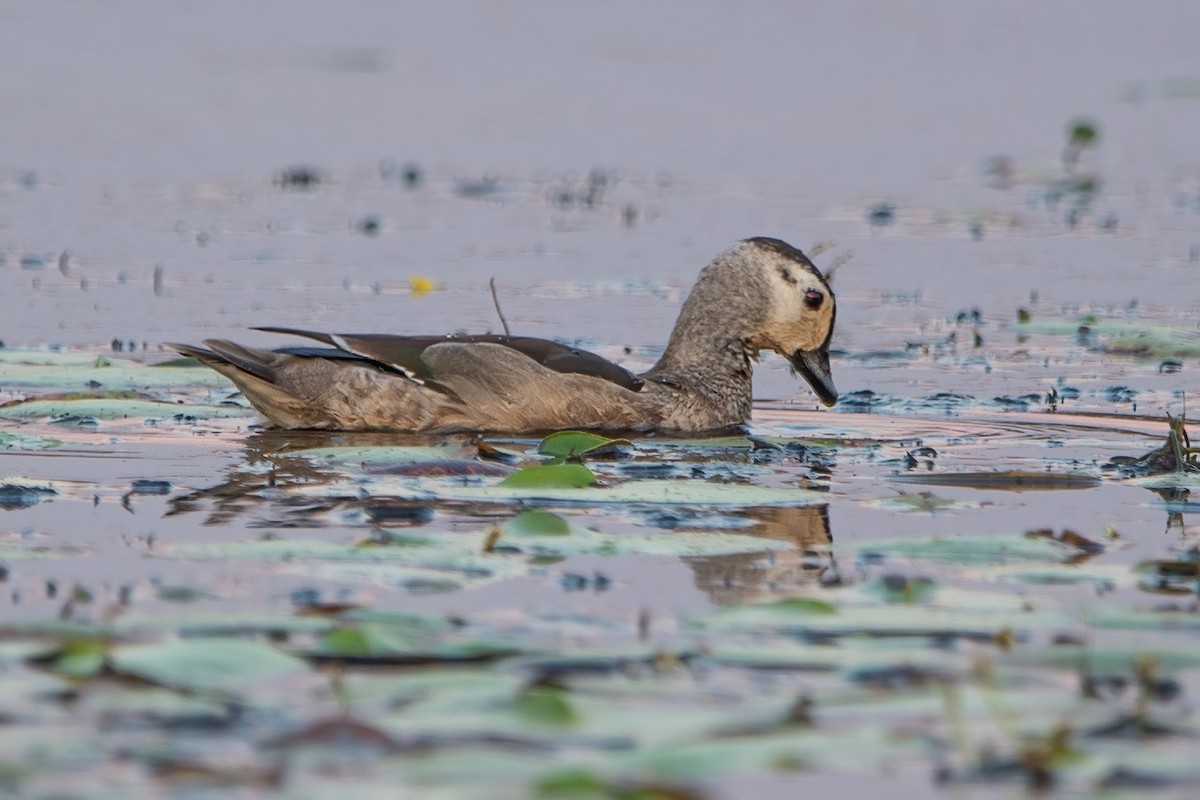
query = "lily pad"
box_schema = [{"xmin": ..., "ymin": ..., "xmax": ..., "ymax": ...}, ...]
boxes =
[
  {"xmin": 0, "ymin": 398, "xmax": 248, "ymax": 421},
  {"xmin": 109, "ymin": 638, "xmax": 310, "ymax": 695},
  {"xmin": 0, "ymin": 431, "xmax": 62, "ymax": 450},
  {"xmin": 499, "ymin": 463, "xmax": 598, "ymax": 488},
  {"xmin": 313, "ymin": 620, "xmax": 518, "ymax": 663},
  {"xmin": 0, "ymin": 350, "xmax": 233, "ymax": 390},
  {"xmin": 357, "ymin": 476, "xmax": 828, "ymax": 506},
  {"xmin": 537, "ymin": 431, "xmax": 634, "ymax": 460},
  {"xmin": 505, "ymin": 509, "xmax": 573, "ymax": 536},
  {"xmin": 1016, "ymin": 318, "xmax": 1200, "ymax": 358},
  {"xmin": 294, "ymin": 444, "xmax": 465, "ymax": 469},
  {"xmin": 845, "ymin": 534, "xmax": 1081, "ymax": 565}
]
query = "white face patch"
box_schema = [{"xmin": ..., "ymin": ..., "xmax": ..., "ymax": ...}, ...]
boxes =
[{"xmin": 759, "ymin": 255, "xmax": 836, "ymax": 356}]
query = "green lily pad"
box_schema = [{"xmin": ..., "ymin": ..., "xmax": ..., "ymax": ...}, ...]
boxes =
[
  {"xmin": 844, "ymin": 534, "xmax": 1080, "ymax": 565},
  {"xmin": 52, "ymin": 638, "xmax": 108, "ymax": 679},
  {"xmin": 537, "ymin": 430, "xmax": 634, "ymax": 460},
  {"xmin": 351, "ymin": 476, "xmax": 827, "ymax": 506},
  {"xmin": 514, "ymin": 687, "xmax": 579, "ymax": 726},
  {"xmin": 293, "ymin": 444, "xmax": 465, "ymax": 468},
  {"xmin": 0, "ymin": 350, "xmax": 233, "ymax": 390},
  {"xmin": 0, "ymin": 431, "xmax": 62, "ymax": 450},
  {"xmin": 699, "ymin": 602, "xmax": 1071, "ymax": 640},
  {"xmin": 504, "ymin": 509, "xmax": 573, "ymax": 536},
  {"xmin": 1016, "ymin": 318, "xmax": 1200, "ymax": 358},
  {"xmin": 1013, "ymin": 643, "xmax": 1200, "ymax": 674},
  {"xmin": 499, "ymin": 463, "xmax": 598, "ymax": 488},
  {"xmin": 0, "ymin": 398, "xmax": 247, "ymax": 421},
  {"xmin": 314, "ymin": 621, "xmax": 518, "ymax": 662},
  {"xmin": 109, "ymin": 638, "xmax": 310, "ymax": 695}
]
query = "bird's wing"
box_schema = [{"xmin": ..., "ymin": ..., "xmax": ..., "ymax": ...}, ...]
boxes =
[{"xmin": 252, "ymin": 327, "xmax": 643, "ymax": 390}]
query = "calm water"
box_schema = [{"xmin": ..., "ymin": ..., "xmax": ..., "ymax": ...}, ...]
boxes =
[{"xmin": 3, "ymin": 3, "xmax": 1200, "ymax": 798}]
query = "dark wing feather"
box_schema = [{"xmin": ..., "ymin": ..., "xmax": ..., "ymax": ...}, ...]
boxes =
[{"xmin": 251, "ymin": 327, "xmax": 644, "ymax": 391}]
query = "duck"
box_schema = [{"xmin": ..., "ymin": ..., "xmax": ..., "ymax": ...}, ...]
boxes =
[{"xmin": 170, "ymin": 237, "xmax": 837, "ymax": 433}]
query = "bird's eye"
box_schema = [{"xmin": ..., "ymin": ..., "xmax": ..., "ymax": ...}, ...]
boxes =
[{"xmin": 804, "ymin": 289, "xmax": 824, "ymax": 310}]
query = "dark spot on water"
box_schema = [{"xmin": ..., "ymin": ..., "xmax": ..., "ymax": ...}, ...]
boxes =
[
  {"xmin": 130, "ymin": 479, "xmax": 172, "ymax": 495},
  {"xmin": 365, "ymin": 504, "xmax": 435, "ymax": 527},
  {"xmin": 402, "ymin": 578, "xmax": 460, "ymax": 594},
  {"xmin": 454, "ymin": 176, "xmax": 503, "ymax": 198},
  {"xmin": 848, "ymin": 663, "xmax": 945, "ymax": 689},
  {"xmin": 837, "ymin": 389, "xmax": 892, "ymax": 412},
  {"xmin": 379, "ymin": 160, "xmax": 423, "ymax": 189},
  {"xmin": 0, "ymin": 484, "xmax": 56, "ymax": 510},
  {"xmin": 1103, "ymin": 386, "xmax": 1138, "ymax": 404},
  {"xmin": 357, "ymin": 215, "xmax": 381, "ymax": 237},
  {"xmin": 49, "ymin": 414, "xmax": 98, "ymax": 428},
  {"xmin": 988, "ymin": 394, "xmax": 1044, "ymax": 411},
  {"xmin": 275, "ymin": 165, "xmax": 324, "ymax": 190},
  {"xmin": 968, "ymin": 221, "xmax": 984, "ymax": 240},
  {"xmin": 1159, "ymin": 359, "xmax": 1183, "ymax": 374},
  {"xmin": 866, "ymin": 202, "xmax": 896, "ymax": 227},
  {"xmin": 560, "ymin": 573, "xmax": 590, "ymax": 591},
  {"xmin": 618, "ymin": 462, "xmax": 683, "ymax": 479},
  {"xmin": 920, "ymin": 392, "xmax": 975, "ymax": 410}
]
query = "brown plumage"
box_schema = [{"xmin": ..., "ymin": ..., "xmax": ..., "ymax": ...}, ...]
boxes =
[{"xmin": 169, "ymin": 237, "xmax": 838, "ymax": 433}]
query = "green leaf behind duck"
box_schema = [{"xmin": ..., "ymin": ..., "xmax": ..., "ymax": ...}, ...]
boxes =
[
  {"xmin": 499, "ymin": 463, "xmax": 598, "ymax": 489},
  {"xmin": 537, "ymin": 430, "xmax": 634, "ymax": 461}
]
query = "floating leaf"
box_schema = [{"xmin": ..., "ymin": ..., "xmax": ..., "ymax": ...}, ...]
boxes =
[
  {"xmin": 109, "ymin": 639, "xmax": 309, "ymax": 695},
  {"xmin": 499, "ymin": 463, "xmax": 597, "ymax": 489},
  {"xmin": 504, "ymin": 509, "xmax": 573, "ymax": 537},
  {"xmin": 51, "ymin": 638, "xmax": 108, "ymax": 679},
  {"xmin": 846, "ymin": 534, "xmax": 1080, "ymax": 566},
  {"xmin": 538, "ymin": 430, "xmax": 633, "ymax": 461},
  {"xmin": 0, "ymin": 398, "xmax": 247, "ymax": 421},
  {"xmin": 514, "ymin": 687, "xmax": 578, "ymax": 726},
  {"xmin": 0, "ymin": 350, "xmax": 233, "ymax": 387},
  {"xmin": 362, "ymin": 476, "xmax": 826, "ymax": 506},
  {"xmin": 0, "ymin": 431, "xmax": 62, "ymax": 450},
  {"xmin": 294, "ymin": 444, "xmax": 463, "ymax": 469},
  {"xmin": 313, "ymin": 621, "xmax": 518, "ymax": 663}
]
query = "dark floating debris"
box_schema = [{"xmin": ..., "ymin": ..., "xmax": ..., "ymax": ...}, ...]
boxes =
[
  {"xmin": 453, "ymin": 176, "xmax": 504, "ymax": 198},
  {"xmin": 0, "ymin": 484, "xmax": 57, "ymax": 510},
  {"xmin": 548, "ymin": 168, "xmax": 612, "ymax": 210},
  {"xmin": 1103, "ymin": 385, "xmax": 1138, "ymax": 404},
  {"xmin": 275, "ymin": 165, "xmax": 324, "ymax": 190},
  {"xmin": 48, "ymin": 414, "xmax": 99, "ymax": 428},
  {"xmin": 1108, "ymin": 413, "xmax": 1198, "ymax": 477},
  {"xmin": 893, "ymin": 471, "xmax": 1101, "ymax": 491},
  {"xmin": 357, "ymin": 215, "xmax": 382, "ymax": 237},
  {"xmin": 1159, "ymin": 359, "xmax": 1184, "ymax": 374},
  {"xmin": 379, "ymin": 159, "xmax": 423, "ymax": 189},
  {"xmin": 364, "ymin": 504, "xmax": 435, "ymax": 527},
  {"xmin": 865, "ymin": 202, "xmax": 896, "ymax": 227},
  {"xmin": 130, "ymin": 479, "xmax": 172, "ymax": 495}
]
